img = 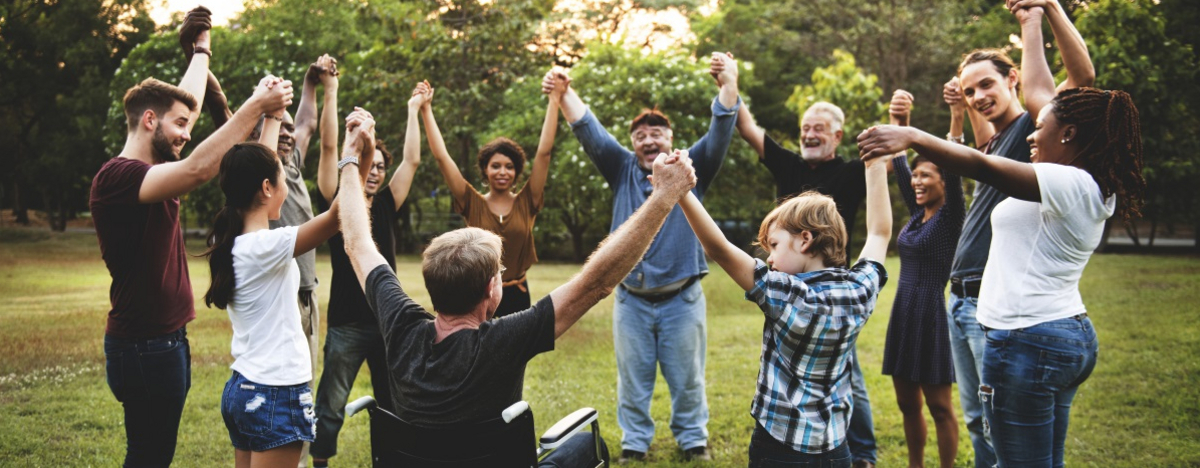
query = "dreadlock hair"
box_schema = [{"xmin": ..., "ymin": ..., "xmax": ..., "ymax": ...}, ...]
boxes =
[{"xmin": 1050, "ymin": 87, "xmax": 1145, "ymax": 222}]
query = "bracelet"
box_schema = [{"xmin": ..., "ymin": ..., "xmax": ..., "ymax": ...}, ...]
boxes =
[
  {"xmin": 193, "ymin": 46, "xmax": 212, "ymax": 57},
  {"xmin": 947, "ymin": 133, "xmax": 965, "ymax": 144},
  {"xmin": 266, "ymin": 113, "xmax": 284, "ymax": 122},
  {"xmin": 337, "ymin": 156, "xmax": 359, "ymax": 171}
]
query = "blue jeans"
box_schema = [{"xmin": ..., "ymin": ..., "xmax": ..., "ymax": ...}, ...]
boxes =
[
  {"xmin": 104, "ymin": 327, "xmax": 191, "ymax": 468},
  {"xmin": 749, "ymin": 423, "xmax": 852, "ymax": 468},
  {"xmin": 980, "ymin": 316, "xmax": 1098, "ymax": 468},
  {"xmin": 221, "ymin": 371, "xmax": 316, "ymax": 451},
  {"xmin": 613, "ymin": 280, "xmax": 708, "ymax": 452},
  {"xmin": 846, "ymin": 344, "xmax": 876, "ymax": 464},
  {"xmin": 311, "ymin": 322, "xmax": 393, "ymax": 459},
  {"xmin": 948, "ymin": 292, "xmax": 996, "ymax": 468}
]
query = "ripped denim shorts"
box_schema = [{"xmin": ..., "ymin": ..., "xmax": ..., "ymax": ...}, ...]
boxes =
[{"xmin": 221, "ymin": 370, "xmax": 316, "ymax": 451}]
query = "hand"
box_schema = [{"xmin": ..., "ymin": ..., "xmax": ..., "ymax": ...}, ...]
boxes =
[
  {"xmin": 179, "ymin": 6, "xmax": 212, "ymax": 60},
  {"xmin": 943, "ymin": 77, "xmax": 966, "ymax": 115},
  {"xmin": 649, "ymin": 149, "xmax": 697, "ymax": 201},
  {"xmin": 857, "ymin": 125, "xmax": 915, "ymax": 162},
  {"xmin": 409, "ymin": 81, "xmax": 433, "ymax": 109},
  {"xmin": 305, "ymin": 54, "xmax": 339, "ymax": 86},
  {"xmin": 541, "ymin": 69, "xmax": 571, "ymax": 97},
  {"xmin": 345, "ymin": 106, "xmax": 375, "ymax": 151},
  {"xmin": 1012, "ymin": 4, "xmax": 1045, "ymax": 25},
  {"xmin": 1007, "ymin": 0, "xmax": 1052, "ymax": 13},
  {"xmin": 251, "ymin": 75, "xmax": 293, "ymax": 115},
  {"xmin": 889, "ymin": 89, "xmax": 914, "ymax": 126},
  {"xmin": 709, "ymin": 52, "xmax": 737, "ymax": 87}
]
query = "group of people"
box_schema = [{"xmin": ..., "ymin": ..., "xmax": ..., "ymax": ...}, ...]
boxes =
[{"xmin": 89, "ymin": 0, "xmax": 1145, "ymax": 467}]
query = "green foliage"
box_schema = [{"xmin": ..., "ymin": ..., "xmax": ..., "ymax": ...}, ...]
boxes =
[{"xmin": 786, "ymin": 50, "xmax": 886, "ymax": 157}]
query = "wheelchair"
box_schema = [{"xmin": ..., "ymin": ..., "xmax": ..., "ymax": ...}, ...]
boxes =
[{"xmin": 345, "ymin": 396, "xmax": 609, "ymax": 467}]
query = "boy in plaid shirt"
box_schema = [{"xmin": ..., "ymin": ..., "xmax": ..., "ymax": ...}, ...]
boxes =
[{"xmin": 678, "ymin": 151, "xmax": 892, "ymax": 466}]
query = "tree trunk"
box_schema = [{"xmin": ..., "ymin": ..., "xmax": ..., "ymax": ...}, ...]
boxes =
[
  {"xmin": 12, "ymin": 181, "xmax": 29, "ymax": 225},
  {"xmin": 1148, "ymin": 215, "xmax": 1158, "ymax": 247},
  {"xmin": 1123, "ymin": 222, "xmax": 1141, "ymax": 248}
]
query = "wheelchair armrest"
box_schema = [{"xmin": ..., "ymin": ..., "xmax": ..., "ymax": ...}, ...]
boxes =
[
  {"xmin": 502, "ymin": 401, "xmax": 530, "ymax": 423},
  {"xmin": 345, "ymin": 396, "xmax": 377, "ymax": 419},
  {"xmin": 538, "ymin": 407, "xmax": 598, "ymax": 449}
]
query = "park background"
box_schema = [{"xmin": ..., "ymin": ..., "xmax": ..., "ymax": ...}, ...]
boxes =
[{"xmin": 1, "ymin": 0, "xmax": 1198, "ymax": 465}]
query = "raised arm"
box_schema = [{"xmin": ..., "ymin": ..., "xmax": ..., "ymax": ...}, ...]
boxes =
[
  {"xmin": 315, "ymin": 60, "xmax": 341, "ymax": 203},
  {"xmin": 679, "ymin": 191, "xmax": 756, "ymax": 290},
  {"xmin": 176, "ymin": 8, "xmax": 211, "ymax": 134},
  {"xmin": 858, "ymin": 125, "xmax": 1040, "ymax": 202},
  {"xmin": 337, "ymin": 113, "xmax": 389, "ymax": 291},
  {"xmin": 294, "ymin": 55, "xmax": 335, "ymax": 162},
  {"xmin": 735, "ymin": 102, "xmax": 766, "ymax": 158},
  {"xmin": 711, "ymin": 52, "xmax": 740, "ymax": 110},
  {"xmin": 138, "ymin": 76, "xmax": 293, "ymax": 204},
  {"xmin": 858, "ymin": 154, "xmax": 893, "ymax": 262},
  {"xmin": 418, "ymin": 82, "xmax": 470, "ymax": 203},
  {"xmin": 545, "ymin": 69, "xmax": 588, "ymax": 124},
  {"xmin": 1013, "ymin": 5, "xmax": 1057, "ymax": 122},
  {"xmin": 884, "ymin": 89, "xmax": 913, "ymax": 174},
  {"xmin": 689, "ymin": 52, "xmax": 742, "ymax": 190},
  {"xmin": 388, "ymin": 90, "xmax": 426, "ymax": 208},
  {"xmin": 528, "ymin": 76, "xmax": 565, "ymax": 204},
  {"xmin": 548, "ymin": 150, "xmax": 697, "ymax": 338},
  {"xmin": 1010, "ymin": 0, "xmax": 1094, "ymax": 94},
  {"xmin": 295, "ymin": 112, "xmax": 371, "ymax": 257}
]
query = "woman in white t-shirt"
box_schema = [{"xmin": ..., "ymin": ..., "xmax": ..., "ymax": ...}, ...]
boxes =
[
  {"xmin": 201, "ymin": 110, "xmax": 378, "ymax": 468},
  {"xmin": 857, "ymin": 87, "xmax": 1144, "ymax": 467}
]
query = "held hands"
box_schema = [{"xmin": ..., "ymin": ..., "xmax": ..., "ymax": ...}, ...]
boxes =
[
  {"xmin": 648, "ymin": 149, "xmax": 697, "ymax": 202},
  {"xmin": 1008, "ymin": 0, "xmax": 1047, "ymax": 24},
  {"xmin": 409, "ymin": 80, "xmax": 434, "ymax": 110},
  {"xmin": 889, "ymin": 89, "xmax": 914, "ymax": 127},
  {"xmin": 858, "ymin": 125, "xmax": 914, "ymax": 164},
  {"xmin": 251, "ymin": 75, "xmax": 294, "ymax": 115},
  {"xmin": 305, "ymin": 54, "xmax": 339, "ymax": 86},
  {"xmin": 179, "ymin": 6, "xmax": 212, "ymax": 61},
  {"xmin": 943, "ymin": 77, "xmax": 967, "ymax": 115},
  {"xmin": 709, "ymin": 52, "xmax": 737, "ymax": 88},
  {"xmin": 344, "ymin": 107, "xmax": 377, "ymax": 181},
  {"xmin": 541, "ymin": 69, "xmax": 571, "ymax": 98}
]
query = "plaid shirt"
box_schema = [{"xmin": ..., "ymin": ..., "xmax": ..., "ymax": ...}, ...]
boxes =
[{"xmin": 745, "ymin": 258, "xmax": 887, "ymax": 454}]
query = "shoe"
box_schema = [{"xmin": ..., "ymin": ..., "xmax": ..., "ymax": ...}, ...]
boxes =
[
  {"xmin": 617, "ymin": 449, "xmax": 646, "ymax": 464},
  {"xmin": 683, "ymin": 446, "xmax": 712, "ymax": 461},
  {"xmin": 851, "ymin": 461, "xmax": 875, "ymax": 468}
]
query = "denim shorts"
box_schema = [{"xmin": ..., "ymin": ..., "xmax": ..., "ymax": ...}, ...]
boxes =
[{"xmin": 221, "ymin": 371, "xmax": 316, "ymax": 451}]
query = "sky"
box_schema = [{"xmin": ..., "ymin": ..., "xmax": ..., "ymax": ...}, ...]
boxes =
[{"xmin": 150, "ymin": 0, "xmax": 244, "ymax": 26}]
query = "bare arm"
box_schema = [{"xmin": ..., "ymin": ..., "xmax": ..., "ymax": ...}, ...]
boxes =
[
  {"xmin": 258, "ymin": 113, "xmax": 280, "ymax": 149},
  {"xmin": 548, "ymin": 151, "xmax": 697, "ymax": 338},
  {"xmin": 316, "ymin": 71, "xmax": 341, "ymax": 203},
  {"xmin": 388, "ymin": 95, "xmax": 424, "ymax": 208},
  {"xmin": 736, "ymin": 103, "xmax": 766, "ymax": 158},
  {"xmin": 556, "ymin": 84, "xmax": 588, "ymax": 124},
  {"xmin": 858, "ymin": 125, "xmax": 1040, "ymax": 202},
  {"xmin": 679, "ymin": 191, "xmax": 756, "ymax": 290},
  {"xmin": 419, "ymin": 83, "xmax": 469, "ymax": 203},
  {"xmin": 858, "ymin": 156, "xmax": 893, "ymax": 262},
  {"xmin": 338, "ymin": 113, "xmax": 388, "ymax": 290},
  {"xmin": 292, "ymin": 66, "xmax": 321, "ymax": 160},
  {"xmin": 527, "ymin": 94, "xmax": 560, "ymax": 205},
  {"xmin": 139, "ymin": 77, "xmax": 292, "ymax": 204},
  {"xmin": 1015, "ymin": 7, "xmax": 1057, "ymax": 122},
  {"xmin": 1011, "ymin": 0, "xmax": 1094, "ymax": 93},
  {"xmin": 177, "ymin": 30, "xmax": 210, "ymax": 134}
]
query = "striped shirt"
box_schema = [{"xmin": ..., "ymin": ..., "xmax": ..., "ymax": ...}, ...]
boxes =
[{"xmin": 745, "ymin": 258, "xmax": 887, "ymax": 454}]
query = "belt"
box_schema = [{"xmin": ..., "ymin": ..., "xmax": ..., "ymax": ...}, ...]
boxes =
[
  {"xmin": 624, "ymin": 277, "xmax": 698, "ymax": 303},
  {"xmin": 950, "ymin": 276, "xmax": 982, "ymax": 298},
  {"xmin": 502, "ymin": 274, "xmax": 528, "ymax": 293}
]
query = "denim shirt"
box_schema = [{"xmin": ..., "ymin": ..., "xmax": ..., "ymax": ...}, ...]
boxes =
[{"xmin": 569, "ymin": 97, "xmax": 740, "ymax": 289}]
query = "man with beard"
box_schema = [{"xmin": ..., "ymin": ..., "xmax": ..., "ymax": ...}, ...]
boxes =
[
  {"xmin": 311, "ymin": 102, "xmax": 420, "ymax": 467},
  {"xmin": 543, "ymin": 52, "xmax": 741, "ymax": 463},
  {"xmin": 732, "ymin": 96, "xmax": 896, "ymax": 468},
  {"xmin": 89, "ymin": 10, "xmax": 293, "ymax": 466}
]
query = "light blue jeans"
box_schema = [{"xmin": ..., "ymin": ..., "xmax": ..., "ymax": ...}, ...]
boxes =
[
  {"xmin": 846, "ymin": 344, "xmax": 876, "ymax": 464},
  {"xmin": 948, "ymin": 292, "xmax": 997, "ymax": 468},
  {"xmin": 613, "ymin": 280, "xmax": 709, "ymax": 452},
  {"xmin": 980, "ymin": 316, "xmax": 1098, "ymax": 468}
]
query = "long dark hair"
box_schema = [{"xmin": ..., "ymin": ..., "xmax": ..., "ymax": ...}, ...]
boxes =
[
  {"xmin": 202, "ymin": 143, "xmax": 281, "ymax": 309},
  {"xmin": 1051, "ymin": 88, "xmax": 1146, "ymax": 222}
]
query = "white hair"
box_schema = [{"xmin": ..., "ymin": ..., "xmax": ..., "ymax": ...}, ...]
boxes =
[{"xmin": 802, "ymin": 102, "xmax": 845, "ymax": 132}]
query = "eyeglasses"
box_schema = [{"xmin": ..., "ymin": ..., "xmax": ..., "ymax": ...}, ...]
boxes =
[
  {"xmin": 370, "ymin": 162, "xmax": 387, "ymax": 173},
  {"xmin": 498, "ymin": 265, "xmax": 507, "ymax": 276}
]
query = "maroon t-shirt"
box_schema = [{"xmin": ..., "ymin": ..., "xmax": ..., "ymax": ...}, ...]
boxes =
[{"xmin": 90, "ymin": 157, "xmax": 195, "ymax": 338}]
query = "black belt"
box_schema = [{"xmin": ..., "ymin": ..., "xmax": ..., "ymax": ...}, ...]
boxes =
[
  {"xmin": 950, "ymin": 276, "xmax": 982, "ymax": 298},
  {"xmin": 624, "ymin": 277, "xmax": 699, "ymax": 303}
]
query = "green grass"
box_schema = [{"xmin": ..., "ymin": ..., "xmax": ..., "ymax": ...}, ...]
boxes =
[{"xmin": 0, "ymin": 227, "xmax": 1197, "ymax": 466}]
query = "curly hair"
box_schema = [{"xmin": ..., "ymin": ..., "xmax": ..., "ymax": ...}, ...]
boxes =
[
  {"xmin": 476, "ymin": 137, "xmax": 526, "ymax": 180},
  {"xmin": 1050, "ymin": 87, "xmax": 1146, "ymax": 222}
]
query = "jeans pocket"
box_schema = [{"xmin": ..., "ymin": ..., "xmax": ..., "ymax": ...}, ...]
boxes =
[
  {"xmin": 233, "ymin": 384, "xmax": 277, "ymax": 436},
  {"xmin": 141, "ymin": 335, "xmax": 184, "ymax": 356},
  {"xmin": 680, "ymin": 282, "xmax": 702, "ymax": 304},
  {"xmin": 1036, "ymin": 348, "xmax": 1085, "ymax": 387}
]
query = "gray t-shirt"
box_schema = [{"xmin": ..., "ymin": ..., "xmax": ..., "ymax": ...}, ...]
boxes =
[
  {"xmin": 950, "ymin": 112, "xmax": 1034, "ymax": 279},
  {"xmin": 365, "ymin": 265, "xmax": 556, "ymax": 426},
  {"xmin": 268, "ymin": 147, "xmax": 317, "ymax": 290}
]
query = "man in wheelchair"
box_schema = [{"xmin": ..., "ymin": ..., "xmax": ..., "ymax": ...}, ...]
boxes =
[{"xmin": 335, "ymin": 123, "xmax": 700, "ymax": 467}]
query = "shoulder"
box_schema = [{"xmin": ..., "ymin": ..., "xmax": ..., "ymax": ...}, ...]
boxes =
[
  {"xmin": 234, "ymin": 226, "xmax": 298, "ymax": 257},
  {"xmin": 93, "ymin": 157, "xmax": 150, "ymax": 189},
  {"xmin": 848, "ymin": 258, "xmax": 888, "ymax": 292}
]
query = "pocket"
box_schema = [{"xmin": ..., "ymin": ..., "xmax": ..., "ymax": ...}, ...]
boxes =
[
  {"xmin": 232, "ymin": 382, "xmax": 278, "ymax": 436},
  {"xmin": 141, "ymin": 335, "xmax": 183, "ymax": 356},
  {"xmin": 1035, "ymin": 348, "xmax": 1085, "ymax": 387},
  {"xmin": 680, "ymin": 281, "xmax": 702, "ymax": 304}
]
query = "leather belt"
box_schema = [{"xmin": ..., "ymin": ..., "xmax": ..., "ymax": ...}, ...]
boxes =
[
  {"xmin": 950, "ymin": 276, "xmax": 982, "ymax": 298},
  {"xmin": 624, "ymin": 277, "xmax": 698, "ymax": 303}
]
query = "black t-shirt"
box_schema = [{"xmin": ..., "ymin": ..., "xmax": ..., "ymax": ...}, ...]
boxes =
[
  {"xmin": 321, "ymin": 189, "xmax": 397, "ymax": 326},
  {"xmin": 761, "ymin": 135, "xmax": 867, "ymax": 265},
  {"xmin": 365, "ymin": 265, "xmax": 556, "ymax": 426}
]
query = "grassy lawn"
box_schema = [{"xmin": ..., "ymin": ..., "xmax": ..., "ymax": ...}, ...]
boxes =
[{"xmin": 0, "ymin": 227, "xmax": 1197, "ymax": 466}]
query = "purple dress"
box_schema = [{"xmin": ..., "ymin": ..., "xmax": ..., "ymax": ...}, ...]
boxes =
[{"xmin": 881, "ymin": 155, "xmax": 965, "ymax": 384}]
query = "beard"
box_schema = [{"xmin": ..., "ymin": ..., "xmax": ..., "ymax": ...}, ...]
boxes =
[
  {"xmin": 800, "ymin": 145, "xmax": 834, "ymax": 163},
  {"xmin": 150, "ymin": 126, "xmax": 181, "ymax": 163}
]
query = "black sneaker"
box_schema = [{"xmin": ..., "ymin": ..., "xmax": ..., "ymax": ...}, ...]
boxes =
[
  {"xmin": 684, "ymin": 446, "xmax": 712, "ymax": 461},
  {"xmin": 617, "ymin": 449, "xmax": 646, "ymax": 464}
]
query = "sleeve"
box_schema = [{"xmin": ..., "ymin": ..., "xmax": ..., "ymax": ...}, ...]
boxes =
[
  {"xmin": 1035, "ymin": 164, "xmax": 1104, "ymax": 219},
  {"xmin": 569, "ymin": 109, "xmax": 633, "ymax": 187},
  {"xmin": 491, "ymin": 294, "xmax": 556, "ymax": 361},
  {"xmin": 93, "ymin": 159, "xmax": 150, "ymax": 206},
  {"xmin": 893, "ymin": 154, "xmax": 919, "ymax": 216},
  {"xmin": 849, "ymin": 258, "xmax": 888, "ymax": 295},
  {"xmin": 366, "ymin": 264, "xmax": 433, "ymax": 340},
  {"xmin": 244, "ymin": 226, "xmax": 299, "ymax": 271},
  {"xmin": 943, "ymin": 166, "xmax": 965, "ymax": 220},
  {"xmin": 744, "ymin": 258, "xmax": 808, "ymax": 321},
  {"xmin": 452, "ymin": 184, "xmax": 484, "ymax": 217},
  {"xmin": 519, "ymin": 183, "xmax": 543, "ymax": 215},
  {"xmin": 689, "ymin": 97, "xmax": 741, "ymax": 194},
  {"xmin": 760, "ymin": 135, "xmax": 802, "ymax": 186}
]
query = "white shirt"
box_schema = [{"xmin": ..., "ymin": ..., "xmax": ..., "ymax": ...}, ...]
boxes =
[
  {"xmin": 227, "ymin": 226, "xmax": 312, "ymax": 385},
  {"xmin": 978, "ymin": 164, "xmax": 1115, "ymax": 330}
]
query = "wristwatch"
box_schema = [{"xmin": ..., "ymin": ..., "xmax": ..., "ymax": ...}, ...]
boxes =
[{"xmin": 337, "ymin": 156, "xmax": 359, "ymax": 171}]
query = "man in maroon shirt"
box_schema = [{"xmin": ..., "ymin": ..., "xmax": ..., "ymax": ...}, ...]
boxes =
[{"xmin": 89, "ymin": 9, "xmax": 293, "ymax": 466}]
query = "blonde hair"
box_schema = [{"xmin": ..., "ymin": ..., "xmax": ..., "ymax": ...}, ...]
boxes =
[
  {"xmin": 802, "ymin": 102, "xmax": 845, "ymax": 133},
  {"xmin": 756, "ymin": 191, "xmax": 847, "ymax": 267},
  {"xmin": 422, "ymin": 227, "xmax": 503, "ymax": 315}
]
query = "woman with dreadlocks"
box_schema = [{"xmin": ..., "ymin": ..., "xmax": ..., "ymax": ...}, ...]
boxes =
[{"xmin": 857, "ymin": 86, "xmax": 1144, "ymax": 468}]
